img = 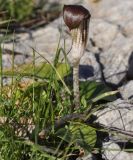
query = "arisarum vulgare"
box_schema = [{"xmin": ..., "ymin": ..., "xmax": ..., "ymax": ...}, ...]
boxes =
[{"xmin": 63, "ymin": 5, "xmax": 91, "ymax": 109}]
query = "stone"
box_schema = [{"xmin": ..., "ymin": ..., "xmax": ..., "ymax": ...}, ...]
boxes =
[
  {"xmin": 100, "ymin": 34, "xmax": 133, "ymax": 85},
  {"xmin": 14, "ymin": 55, "xmax": 25, "ymax": 65},
  {"xmin": 89, "ymin": 19, "xmax": 118, "ymax": 50},
  {"xmin": 94, "ymin": 99, "xmax": 133, "ymax": 159},
  {"xmin": 85, "ymin": 0, "xmax": 133, "ymax": 25},
  {"xmin": 122, "ymin": 21, "xmax": 133, "ymax": 37},
  {"xmin": 2, "ymin": 54, "xmax": 12, "ymax": 68},
  {"xmin": 95, "ymin": 99, "xmax": 133, "ymax": 132},
  {"xmin": 2, "ymin": 49, "xmax": 32, "ymax": 69},
  {"xmin": 120, "ymin": 81, "xmax": 133, "ymax": 99},
  {"xmin": 2, "ymin": 18, "xmax": 61, "ymax": 62},
  {"xmin": 103, "ymin": 0, "xmax": 133, "ymax": 25},
  {"xmin": 49, "ymin": 0, "xmax": 81, "ymax": 4},
  {"xmin": 103, "ymin": 142, "xmax": 133, "ymax": 160}
]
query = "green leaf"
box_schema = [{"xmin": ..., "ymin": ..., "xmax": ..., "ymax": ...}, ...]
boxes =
[
  {"xmin": 2, "ymin": 62, "xmax": 70, "ymax": 80},
  {"xmin": 69, "ymin": 122, "xmax": 96, "ymax": 150},
  {"xmin": 55, "ymin": 127, "xmax": 72, "ymax": 144},
  {"xmin": 80, "ymin": 81, "xmax": 117, "ymax": 102},
  {"xmin": 0, "ymin": 130, "xmax": 5, "ymax": 139},
  {"xmin": 56, "ymin": 122, "xmax": 97, "ymax": 153},
  {"xmin": 0, "ymin": 19, "xmax": 13, "ymax": 25}
]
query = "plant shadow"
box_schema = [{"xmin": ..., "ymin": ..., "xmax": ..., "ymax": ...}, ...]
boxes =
[{"xmin": 79, "ymin": 65, "xmax": 94, "ymax": 79}]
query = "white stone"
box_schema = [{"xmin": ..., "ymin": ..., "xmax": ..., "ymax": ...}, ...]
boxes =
[
  {"xmin": 95, "ymin": 99, "xmax": 133, "ymax": 132},
  {"xmin": 103, "ymin": 142, "xmax": 133, "ymax": 160},
  {"xmin": 120, "ymin": 81, "xmax": 133, "ymax": 99}
]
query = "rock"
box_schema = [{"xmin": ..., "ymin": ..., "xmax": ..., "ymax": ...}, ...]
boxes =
[
  {"xmin": 89, "ymin": 19, "xmax": 118, "ymax": 50},
  {"xmin": 14, "ymin": 54, "xmax": 26, "ymax": 65},
  {"xmin": 2, "ymin": 49, "xmax": 32, "ymax": 69},
  {"xmin": 1, "ymin": 49, "xmax": 32, "ymax": 86},
  {"xmin": 95, "ymin": 99, "xmax": 133, "ymax": 132},
  {"xmin": 2, "ymin": 17, "xmax": 74, "ymax": 63},
  {"xmin": 103, "ymin": 0, "xmax": 133, "ymax": 26},
  {"xmin": 100, "ymin": 34, "xmax": 133, "ymax": 85},
  {"xmin": 122, "ymin": 21, "xmax": 133, "ymax": 37},
  {"xmin": 2, "ymin": 54, "xmax": 12, "ymax": 68},
  {"xmin": 85, "ymin": 0, "xmax": 133, "ymax": 25},
  {"xmin": 49, "ymin": 0, "xmax": 81, "ymax": 4},
  {"xmin": 120, "ymin": 81, "xmax": 133, "ymax": 99},
  {"xmin": 103, "ymin": 142, "xmax": 133, "ymax": 160},
  {"xmin": 94, "ymin": 99, "xmax": 133, "ymax": 159},
  {"xmin": 2, "ymin": 18, "xmax": 61, "ymax": 61}
]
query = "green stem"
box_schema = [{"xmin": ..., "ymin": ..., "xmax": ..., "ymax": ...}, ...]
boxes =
[{"xmin": 73, "ymin": 64, "xmax": 80, "ymax": 110}]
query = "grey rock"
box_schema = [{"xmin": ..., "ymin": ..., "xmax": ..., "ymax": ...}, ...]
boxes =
[
  {"xmin": 2, "ymin": 54, "xmax": 12, "ymax": 68},
  {"xmin": 122, "ymin": 20, "xmax": 133, "ymax": 37},
  {"xmin": 95, "ymin": 99, "xmax": 133, "ymax": 131},
  {"xmin": 2, "ymin": 18, "xmax": 65, "ymax": 62},
  {"xmin": 100, "ymin": 34, "xmax": 133, "ymax": 85},
  {"xmin": 14, "ymin": 55, "xmax": 26, "ymax": 65},
  {"xmin": 86, "ymin": 0, "xmax": 133, "ymax": 26},
  {"xmin": 49, "ymin": 0, "xmax": 81, "ymax": 4},
  {"xmin": 120, "ymin": 81, "xmax": 133, "ymax": 99},
  {"xmin": 89, "ymin": 19, "xmax": 118, "ymax": 50},
  {"xmin": 104, "ymin": 0, "xmax": 133, "ymax": 26},
  {"xmin": 2, "ymin": 49, "xmax": 32, "ymax": 69},
  {"xmin": 94, "ymin": 99, "xmax": 133, "ymax": 159},
  {"xmin": 103, "ymin": 142, "xmax": 133, "ymax": 160}
]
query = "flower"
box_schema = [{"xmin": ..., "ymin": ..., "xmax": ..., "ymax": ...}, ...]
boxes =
[
  {"xmin": 63, "ymin": 5, "xmax": 91, "ymax": 66},
  {"xmin": 63, "ymin": 5, "xmax": 91, "ymax": 109}
]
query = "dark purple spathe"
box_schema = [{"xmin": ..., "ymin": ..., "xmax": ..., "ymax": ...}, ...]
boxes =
[{"xmin": 63, "ymin": 5, "xmax": 91, "ymax": 30}]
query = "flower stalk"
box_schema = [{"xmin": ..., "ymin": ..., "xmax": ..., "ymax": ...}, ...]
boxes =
[{"xmin": 63, "ymin": 5, "xmax": 91, "ymax": 109}]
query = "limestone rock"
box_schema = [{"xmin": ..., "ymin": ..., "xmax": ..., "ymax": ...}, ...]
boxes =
[
  {"xmin": 120, "ymin": 81, "xmax": 133, "ymax": 99},
  {"xmin": 95, "ymin": 99, "xmax": 133, "ymax": 132},
  {"xmin": 103, "ymin": 142, "xmax": 133, "ymax": 160},
  {"xmin": 122, "ymin": 21, "xmax": 133, "ymax": 37},
  {"xmin": 100, "ymin": 34, "xmax": 133, "ymax": 85},
  {"xmin": 86, "ymin": 0, "xmax": 133, "ymax": 25},
  {"xmin": 89, "ymin": 19, "xmax": 118, "ymax": 50}
]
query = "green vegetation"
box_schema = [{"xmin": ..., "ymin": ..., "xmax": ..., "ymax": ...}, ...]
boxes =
[
  {"xmin": 0, "ymin": 0, "xmax": 34, "ymax": 22},
  {"xmin": 0, "ymin": 0, "xmax": 61, "ymax": 31},
  {"xmin": 0, "ymin": 41, "xmax": 118, "ymax": 159}
]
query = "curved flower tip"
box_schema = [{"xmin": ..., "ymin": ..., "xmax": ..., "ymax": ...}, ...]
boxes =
[{"xmin": 63, "ymin": 5, "xmax": 91, "ymax": 30}]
